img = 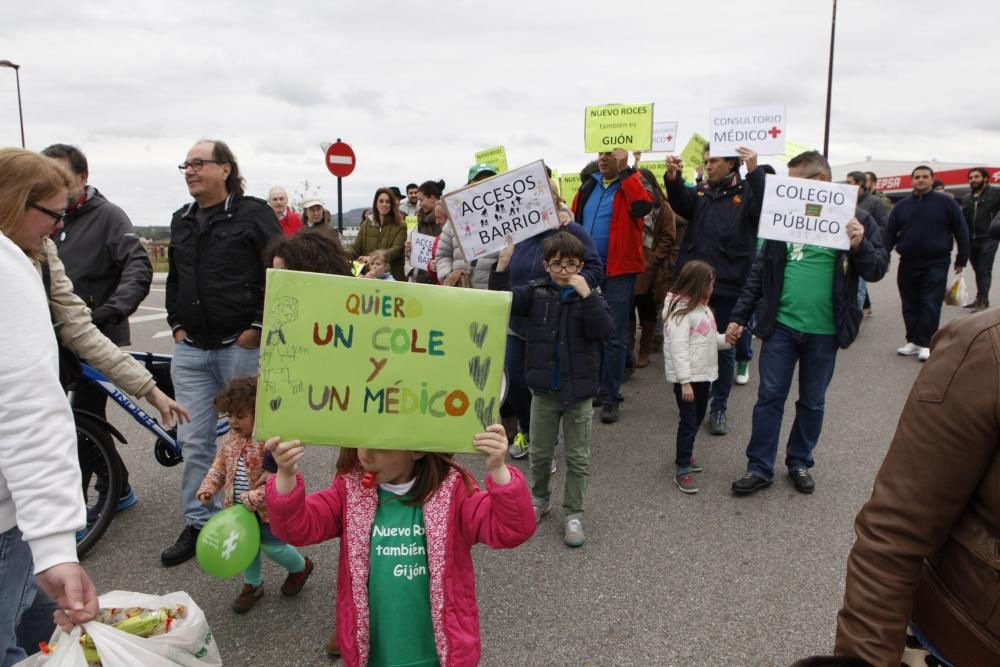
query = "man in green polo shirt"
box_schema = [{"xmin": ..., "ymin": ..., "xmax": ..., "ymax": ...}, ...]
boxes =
[{"xmin": 725, "ymin": 151, "xmax": 889, "ymax": 496}]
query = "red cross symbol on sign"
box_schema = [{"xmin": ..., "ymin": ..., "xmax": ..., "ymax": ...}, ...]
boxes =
[
  {"xmin": 666, "ymin": 135, "xmax": 673, "ymax": 142},
  {"xmin": 767, "ymin": 126, "xmax": 782, "ymax": 139}
]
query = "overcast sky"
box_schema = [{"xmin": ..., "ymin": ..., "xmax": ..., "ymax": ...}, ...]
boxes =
[{"xmin": 2, "ymin": 0, "xmax": 997, "ymax": 226}]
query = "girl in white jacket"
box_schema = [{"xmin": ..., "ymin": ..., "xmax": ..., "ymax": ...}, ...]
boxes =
[{"xmin": 662, "ymin": 260, "xmax": 731, "ymax": 493}]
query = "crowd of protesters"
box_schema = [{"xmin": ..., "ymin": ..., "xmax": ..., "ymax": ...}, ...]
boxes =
[{"xmin": 1, "ymin": 138, "xmax": 996, "ymax": 666}]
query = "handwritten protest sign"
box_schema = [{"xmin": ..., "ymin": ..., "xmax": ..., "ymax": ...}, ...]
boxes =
[
  {"xmin": 584, "ymin": 103, "xmax": 654, "ymax": 152},
  {"xmin": 709, "ymin": 104, "xmax": 786, "ymax": 156},
  {"xmin": 444, "ymin": 160, "xmax": 559, "ymax": 260},
  {"xmin": 759, "ymin": 175, "xmax": 858, "ymax": 250},
  {"xmin": 650, "ymin": 121, "xmax": 678, "ymax": 153},
  {"xmin": 559, "ymin": 172, "xmax": 582, "ymax": 205},
  {"xmin": 255, "ymin": 271, "xmax": 511, "ymax": 453},
  {"xmin": 409, "ymin": 231, "xmax": 436, "ymax": 272},
  {"xmin": 475, "ymin": 146, "xmax": 508, "ymax": 174}
]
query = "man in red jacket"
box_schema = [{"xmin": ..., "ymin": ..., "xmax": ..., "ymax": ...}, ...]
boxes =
[
  {"xmin": 268, "ymin": 186, "xmax": 302, "ymax": 237},
  {"xmin": 573, "ymin": 149, "xmax": 654, "ymax": 423}
]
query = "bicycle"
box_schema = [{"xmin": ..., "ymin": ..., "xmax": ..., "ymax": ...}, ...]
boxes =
[{"xmin": 71, "ymin": 351, "xmax": 228, "ymax": 557}]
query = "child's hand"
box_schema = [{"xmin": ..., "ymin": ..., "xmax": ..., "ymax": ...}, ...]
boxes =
[
  {"xmin": 240, "ymin": 491, "xmax": 263, "ymax": 512},
  {"xmin": 197, "ymin": 491, "xmax": 214, "ymax": 506},
  {"xmin": 681, "ymin": 383, "xmax": 694, "ymax": 402},
  {"xmin": 474, "ymin": 424, "xmax": 512, "ymax": 486},
  {"xmin": 265, "ymin": 436, "xmax": 304, "ymax": 495},
  {"xmin": 567, "ymin": 274, "xmax": 591, "ymax": 298},
  {"xmin": 725, "ymin": 322, "xmax": 744, "ymax": 346}
]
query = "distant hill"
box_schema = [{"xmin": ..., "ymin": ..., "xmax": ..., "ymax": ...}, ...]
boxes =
[{"xmin": 136, "ymin": 206, "xmax": 368, "ymax": 241}]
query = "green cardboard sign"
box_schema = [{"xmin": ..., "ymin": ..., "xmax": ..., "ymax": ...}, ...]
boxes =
[
  {"xmin": 255, "ymin": 271, "xmax": 511, "ymax": 453},
  {"xmin": 474, "ymin": 146, "xmax": 509, "ymax": 174},
  {"xmin": 680, "ymin": 133, "xmax": 710, "ymax": 171},
  {"xmin": 584, "ymin": 103, "xmax": 654, "ymax": 153},
  {"xmin": 559, "ymin": 172, "xmax": 583, "ymax": 205}
]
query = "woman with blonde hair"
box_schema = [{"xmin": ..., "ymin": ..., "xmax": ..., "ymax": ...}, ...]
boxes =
[{"xmin": 0, "ymin": 147, "xmax": 189, "ymax": 520}]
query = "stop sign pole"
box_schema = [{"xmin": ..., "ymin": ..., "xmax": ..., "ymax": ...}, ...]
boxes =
[{"xmin": 325, "ymin": 138, "xmax": 356, "ymax": 234}]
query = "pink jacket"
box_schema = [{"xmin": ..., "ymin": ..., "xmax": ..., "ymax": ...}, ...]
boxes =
[
  {"xmin": 266, "ymin": 465, "xmax": 535, "ymax": 667},
  {"xmin": 197, "ymin": 433, "xmax": 270, "ymax": 520}
]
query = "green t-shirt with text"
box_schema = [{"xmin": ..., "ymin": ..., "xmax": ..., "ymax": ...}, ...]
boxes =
[
  {"xmin": 776, "ymin": 243, "xmax": 838, "ymax": 335},
  {"xmin": 368, "ymin": 489, "xmax": 439, "ymax": 667}
]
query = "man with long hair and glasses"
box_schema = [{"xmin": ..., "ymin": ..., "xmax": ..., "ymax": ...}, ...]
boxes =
[{"xmin": 162, "ymin": 140, "xmax": 281, "ymax": 567}]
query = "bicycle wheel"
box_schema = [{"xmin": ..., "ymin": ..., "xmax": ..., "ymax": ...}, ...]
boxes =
[{"xmin": 75, "ymin": 413, "xmax": 123, "ymax": 558}]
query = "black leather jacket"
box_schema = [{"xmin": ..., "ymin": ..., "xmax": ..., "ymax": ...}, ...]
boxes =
[{"xmin": 166, "ymin": 192, "xmax": 282, "ymax": 348}]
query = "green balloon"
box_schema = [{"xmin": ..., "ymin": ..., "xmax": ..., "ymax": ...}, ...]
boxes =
[{"xmin": 196, "ymin": 505, "xmax": 261, "ymax": 578}]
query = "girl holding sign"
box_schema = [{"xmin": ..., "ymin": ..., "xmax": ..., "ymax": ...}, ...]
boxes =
[{"xmin": 264, "ymin": 426, "xmax": 535, "ymax": 666}]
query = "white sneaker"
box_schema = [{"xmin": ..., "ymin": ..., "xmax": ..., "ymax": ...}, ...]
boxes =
[
  {"xmin": 551, "ymin": 458, "xmax": 557, "ymax": 474},
  {"xmin": 897, "ymin": 342, "xmax": 920, "ymax": 356},
  {"xmin": 735, "ymin": 361, "xmax": 750, "ymax": 385},
  {"xmin": 918, "ymin": 347, "xmax": 930, "ymax": 362},
  {"xmin": 564, "ymin": 514, "xmax": 585, "ymax": 547}
]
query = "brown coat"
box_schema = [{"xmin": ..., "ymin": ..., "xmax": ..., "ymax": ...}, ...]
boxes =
[
  {"xmin": 634, "ymin": 203, "xmax": 676, "ymax": 299},
  {"xmin": 835, "ymin": 309, "xmax": 1000, "ymax": 666}
]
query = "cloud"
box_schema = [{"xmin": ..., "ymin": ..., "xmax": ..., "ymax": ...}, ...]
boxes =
[
  {"xmin": 259, "ymin": 78, "xmax": 329, "ymax": 108},
  {"xmin": 2, "ymin": 0, "xmax": 998, "ymax": 229}
]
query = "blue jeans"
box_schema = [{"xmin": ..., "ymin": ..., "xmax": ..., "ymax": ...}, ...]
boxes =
[
  {"xmin": 172, "ymin": 342, "xmax": 260, "ymax": 528},
  {"xmin": 744, "ymin": 324, "xmax": 838, "ymax": 480},
  {"xmin": 0, "ymin": 527, "xmax": 35, "ymax": 667},
  {"xmin": 599, "ymin": 274, "xmax": 637, "ymax": 405},
  {"xmin": 504, "ymin": 334, "xmax": 531, "ymax": 435},
  {"xmin": 709, "ymin": 294, "xmax": 738, "ymax": 413}
]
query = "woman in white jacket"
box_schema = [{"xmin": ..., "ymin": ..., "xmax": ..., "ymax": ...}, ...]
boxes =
[
  {"xmin": 663, "ymin": 260, "xmax": 731, "ymax": 494},
  {"xmin": 0, "ymin": 149, "xmax": 190, "ymax": 660}
]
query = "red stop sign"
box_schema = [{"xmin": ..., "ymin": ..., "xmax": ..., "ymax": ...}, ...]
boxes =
[{"xmin": 325, "ymin": 141, "xmax": 356, "ymax": 178}]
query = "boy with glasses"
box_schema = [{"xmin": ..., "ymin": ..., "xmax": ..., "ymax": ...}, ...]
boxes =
[{"xmin": 490, "ymin": 232, "xmax": 613, "ymax": 547}]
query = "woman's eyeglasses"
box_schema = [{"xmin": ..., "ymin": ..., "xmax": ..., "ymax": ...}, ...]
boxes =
[{"xmin": 29, "ymin": 202, "xmax": 66, "ymax": 224}]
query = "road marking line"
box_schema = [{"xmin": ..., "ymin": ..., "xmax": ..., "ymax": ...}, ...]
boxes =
[
  {"xmin": 153, "ymin": 330, "xmax": 173, "ymax": 339},
  {"xmin": 129, "ymin": 313, "xmax": 169, "ymax": 324},
  {"xmin": 137, "ymin": 305, "xmax": 167, "ymax": 312}
]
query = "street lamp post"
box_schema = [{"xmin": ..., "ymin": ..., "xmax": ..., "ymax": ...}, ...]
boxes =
[
  {"xmin": 822, "ymin": 0, "xmax": 837, "ymax": 159},
  {"xmin": 0, "ymin": 60, "xmax": 25, "ymax": 148}
]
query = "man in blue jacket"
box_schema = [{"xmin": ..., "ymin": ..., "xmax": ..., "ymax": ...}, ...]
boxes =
[
  {"xmin": 665, "ymin": 146, "xmax": 765, "ymax": 436},
  {"xmin": 726, "ymin": 151, "xmax": 889, "ymax": 496},
  {"xmin": 885, "ymin": 165, "xmax": 969, "ymax": 362}
]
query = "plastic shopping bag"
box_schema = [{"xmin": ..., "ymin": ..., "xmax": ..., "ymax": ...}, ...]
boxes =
[
  {"xmin": 944, "ymin": 273, "xmax": 968, "ymax": 306},
  {"xmin": 17, "ymin": 591, "xmax": 220, "ymax": 667}
]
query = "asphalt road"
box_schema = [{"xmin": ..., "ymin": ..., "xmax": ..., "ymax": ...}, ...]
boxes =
[{"xmin": 78, "ymin": 266, "xmax": 983, "ymax": 666}]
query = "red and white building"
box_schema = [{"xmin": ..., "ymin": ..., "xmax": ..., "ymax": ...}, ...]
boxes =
[{"xmin": 833, "ymin": 159, "xmax": 1000, "ymax": 199}]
